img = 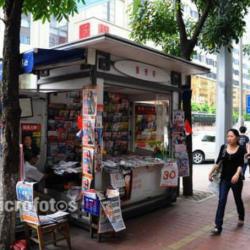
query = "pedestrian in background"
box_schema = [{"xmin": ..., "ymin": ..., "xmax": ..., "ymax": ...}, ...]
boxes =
[
  {"xmin": 239, "ymin": 126, "xmax": 250, "ymax": 175},
  {"xmin": 208, "ymin": 129, "xmax": 246, "ymax": 235}
]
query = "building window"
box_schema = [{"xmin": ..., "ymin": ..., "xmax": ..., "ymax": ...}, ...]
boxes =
[
  {"xmin": 233, "ymin": 80, "xmax": 239, "ymax": 85},
  {"xmin": 20, "ymin": 15, "xmax": 31, "ymax": 45},
  {"xmin": 206, "ymin": 58, "xmax": 215, "ymax": 66},
  {"xmin": 243, "ymin": 73, "xmax": 250, "ymax": 80},
  {"xmin": 206, "ymin": 72, "xmax": 216, "ymax": 79},
  {"xmin": 102, "ymin": 0, "xmax": 115, "ymax": 23},
  {"xmin": 233, "ymin": 58, "xmax": 239, "ymax": 65},
  {"xmin": 233, "ymin": 69, "xmax": 239, "ymax": 76},
  {"xmin": 49, "ymin": 17, "xmax": 68, "ymax": 47}
]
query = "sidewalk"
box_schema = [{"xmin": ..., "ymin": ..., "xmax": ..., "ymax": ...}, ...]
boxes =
[{"xmin": 45, "ymin": 179, "xmax": 250, "ymax": 250}]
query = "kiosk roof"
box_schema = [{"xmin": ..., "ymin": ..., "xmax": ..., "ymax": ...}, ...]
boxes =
[{"xmin": 55, "ymin": 33, "xmax": 210, "ymax": 76}]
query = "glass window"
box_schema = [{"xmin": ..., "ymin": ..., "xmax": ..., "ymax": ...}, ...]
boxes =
[
  {"xmin": 233, "ymin": 69, "xmax": 239, "ymax": 76},
  {"xmin": 101, "ymin": 0, "xmax": 115, "ymax": 23},
  {"xmin": 233, "ymin": 59, "xmax": 239, "ymax": 65},
  {"xmin": 49, "ymin": 17, "xmax": 68, "ymax": 47},
  {"xmin": 20, "ymin": 15, "xmax": 31, "ymax": 45}
]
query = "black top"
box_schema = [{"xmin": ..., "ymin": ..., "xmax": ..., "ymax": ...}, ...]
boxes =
[
  {"xmin": 239, "ymin": 135, "xmax": 249, "ymax": 147},
  {"xmin": 216, "ymin": 145, "xmax": 246, "ymax": 181}
]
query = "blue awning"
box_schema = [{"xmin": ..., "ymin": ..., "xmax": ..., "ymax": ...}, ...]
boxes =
[
  {"xmin": 22, "ymin": 48, "xmax": 86, "ymax": 73},
  {"xmin": 0, "ymin": 48, "xmax": 86, "ymax": 80}
]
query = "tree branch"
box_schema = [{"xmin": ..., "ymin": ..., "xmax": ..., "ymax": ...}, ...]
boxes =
[
  {"xmin": 176, "ymin": 0, "xmax": 188, "ymax": 44},
  {"xmin": 190, "ymin": 0, "xmax": 213, "ymax": 45},
  {"xmin": 0, "ymin": 17, "xmax": 6, "ymax": 24}
]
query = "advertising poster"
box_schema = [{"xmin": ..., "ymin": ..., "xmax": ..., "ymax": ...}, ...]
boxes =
[
  {"xmin": 21, "ymin": 123, "xmax": 41, "ymax": 152},
  {"xmin": 135, "ymin": 105, "xmax": 157, "ymax": 150},
  {"xmin": 99, "ymin": 196, "xmax": 126, "ymax": 232},
  {"xmin": 95, "ymin": 144, "xmax": 102, "ymax": 173},
  {"xmin": 82, "ymin": 148, "xmax": 94, "ymax": 175},
  {"xmin": 174, "ymin": 144, "xmax": 187, "ymax": 153},
  {"xmin": 96, "ymin": 82, "xmax": 104, "ymax": 113},
  {"xmin": 173, "ymin": 110, "xmax": 185, "ymax": 129},
  {"xmin": 160, "ymin": 161, "xmax": 178, "ymax": 187},
  {"xmin": 82, "ymin": 88, "xmax": 97, "ymax": 116},
  {"xmin": 122, "ymin": 170, "xmax": 133, "ymax": 201},
  {"xmin": 82, "ymin": 173, "xmax": 93, "ymax": 192},
  {"xmin": 172, "ymin": 131, "xmax": 186, "ymax": 145},
  {"xmin": 82, "ymin": 117, "xmax": 95, "ymax": 147},
  {"xmin": 172, "ymin": 110, "xmax": 189, "ymax": 177},
  {"xmin": 110, "ymin": 172, "xmax": 125, "ymax": 189},
  {"xmin": 98, "ymin": 209, "xmax": 114, "ymax": 234},
  {"xmin": 16, "ymin": 181, "xmax": 36, "ymax": 202},
  {"xmin": 16, "ymin": 181, "xmax": 39, "ymax": 224},
  {"xmin": 19, "ymin": 201, "xmax": 40, "ymax": 224},
  {"xmin": 176, "ymin": 152, "xmax": 190, "ymax": 177}
]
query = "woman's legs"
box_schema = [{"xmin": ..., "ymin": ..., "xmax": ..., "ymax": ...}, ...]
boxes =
[
  {"xmin": 215, "ymin": 180, "xmax": 231, "ymax": 230},
  {"xmin": 231, "ymin": 180, "xmax": 245, "ymax": 221}
]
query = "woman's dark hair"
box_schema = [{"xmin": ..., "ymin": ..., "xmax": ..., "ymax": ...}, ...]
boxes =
[{"xmin": 227, "ymin": 128, "xmax": 240, "ymax": 137}]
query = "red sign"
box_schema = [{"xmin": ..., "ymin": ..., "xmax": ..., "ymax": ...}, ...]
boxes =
[
  {"xmin": 21, "ymin": 123, "xmax": 41, "ymax": 132},
  {"xmin": 98, "ymin": 24, "xmax": 109, "ymax": 34},
  {"xmin": 135, "ymin": 105, "xmax": 156, "ymax": 115},
  {"xmin": 79, "ymin": 23, "xmax": 91, "ymax": 39}
]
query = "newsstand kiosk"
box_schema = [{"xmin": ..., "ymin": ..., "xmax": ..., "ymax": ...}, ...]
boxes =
[{"xmin": 1, "ymin": 34, "xmax": 209, "ymax": 231}]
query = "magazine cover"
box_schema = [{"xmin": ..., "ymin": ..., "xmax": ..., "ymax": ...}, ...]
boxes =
[
  {"xmin": 82, "ymin": 117, "xmax": 95, "ymax": 147},
  {"xmin": 82, "ymin": 148, "xmax": 94, "ymax": 175},
  {"xmin": 82, "ymin": 88, "xmax": 97, "ymax": 116}
]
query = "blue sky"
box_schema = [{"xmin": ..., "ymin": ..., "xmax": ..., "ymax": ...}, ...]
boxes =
[{"xmin": 77, "ymin": 0, "xmax": 108, "ymax": 9}]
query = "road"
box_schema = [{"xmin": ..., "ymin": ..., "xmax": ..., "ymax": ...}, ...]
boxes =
[{"xmin": 192, "ymin": 162, "xmax": 250, "ymax": 192}]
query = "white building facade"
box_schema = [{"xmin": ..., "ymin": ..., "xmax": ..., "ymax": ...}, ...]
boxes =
[{"xmin": 0, "ymin": 0, "xmax": 130, "ymax": 57}]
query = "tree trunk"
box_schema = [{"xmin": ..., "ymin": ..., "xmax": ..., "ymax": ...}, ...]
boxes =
[
  {"xmin": 181, "ymin": 48, "xmax": 193, "ymax": 196},
  {"xmin": 182, "ymin": 75, "xmax": 193, "ymax": 196},
  {"xmin": 0, "ymin": 1, "xmax": 22, "ymax": 248}
]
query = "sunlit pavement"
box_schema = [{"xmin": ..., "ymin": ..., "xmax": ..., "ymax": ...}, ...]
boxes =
[{"xmin": 41, "ymin": 164, "xmax": 250, "ymax": 250}]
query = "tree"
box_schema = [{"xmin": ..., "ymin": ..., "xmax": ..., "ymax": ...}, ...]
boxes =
[
  {"xmin": 0, "ymin": 1, "xmax": 84, "ymax": 248},
  {"xmin": 129, "ymin": 0, "xmax": 250, "ymax": 195}
]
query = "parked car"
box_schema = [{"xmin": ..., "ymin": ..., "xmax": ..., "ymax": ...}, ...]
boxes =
[{"xmin": 192, "ymin": 133, "xmax": 215, "ymax": 164}]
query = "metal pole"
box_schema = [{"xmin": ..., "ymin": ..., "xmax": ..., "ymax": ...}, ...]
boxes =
[
  {"xmin": 216, "ymin": 46, "xmax": 233, "ymax": 153},
  {"xmin": 239, "ymin": 37, "xmax": 244, "ymax": 126}
]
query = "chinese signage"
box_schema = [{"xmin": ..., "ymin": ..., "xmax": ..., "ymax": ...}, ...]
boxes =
[{"xmin": 114, "ymin": 60, "xmax": 170, "ymax": 83}]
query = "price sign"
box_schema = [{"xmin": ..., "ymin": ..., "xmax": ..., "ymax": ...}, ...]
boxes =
[{"xmin": 160, "ymin": 161, "xmax": 178, "ymax": 187}]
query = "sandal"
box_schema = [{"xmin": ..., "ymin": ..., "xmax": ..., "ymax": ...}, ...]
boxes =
[{"xmin": 210, "ymin": 227, "xmax": 222, "ymax": 236}]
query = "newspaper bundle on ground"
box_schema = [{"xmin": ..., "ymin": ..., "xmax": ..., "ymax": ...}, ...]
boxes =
[{"xmin": 97, "ymin": 191, "xmax": 126, "ymax": 233}]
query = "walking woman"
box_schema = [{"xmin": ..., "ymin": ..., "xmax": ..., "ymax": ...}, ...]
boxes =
[{"xmin": 208, "ymin": 129, "xmax": 246, "ymax": 235}]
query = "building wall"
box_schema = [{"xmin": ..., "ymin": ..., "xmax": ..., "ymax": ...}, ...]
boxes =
[
  {"xmin": 0, "ymin": 0, "xmax": 130, "ymax": 57},
  {"xmin": 191, "ymin": 76, "xmax": 216, "ymax": 106}
]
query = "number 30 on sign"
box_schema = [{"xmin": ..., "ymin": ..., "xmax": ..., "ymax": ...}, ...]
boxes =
[{"xmin": 160, "ymin": 161, "xmax": 178, "ymax": 187}]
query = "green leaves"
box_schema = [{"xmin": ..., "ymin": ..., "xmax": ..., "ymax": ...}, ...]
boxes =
[
  {"xmin": 129, "ymin": 0, "xmax": 180, "ymax": 56},
  {"xmin": 129, "ymin": 0, "xmax": 250, "ymax": 57},
  {"xmin": 192, "ymin": 102, "xmax": 216, "ymax": 114},
  {"xmin": 20, "ymin": 0, "xmax": 85, "ymax": 22},
  {"xmin": 201, "ymin": 0, "xmax": 250, "ymax": 53}
]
